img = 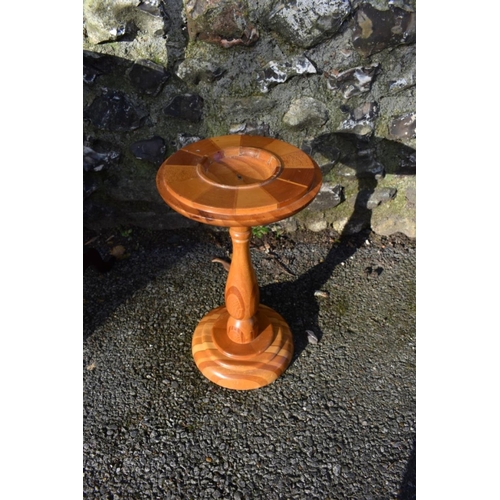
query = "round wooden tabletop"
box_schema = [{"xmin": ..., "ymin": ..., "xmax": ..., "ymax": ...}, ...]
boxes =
[{"xmin": 156, "ymin": 135, "xmax": 322, "ymax": 227}]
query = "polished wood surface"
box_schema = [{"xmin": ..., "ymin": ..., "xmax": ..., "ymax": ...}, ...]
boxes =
[
  {"xmin": 192, "ymin": 305, "xmax": 293, "ymax": 390},
  {"xmin": 156, "ymin": 135, "xmax": 322, "ymax": 390},
  {"xmin": 156, "ymin": 135, "xmax": 322, "ymax": 227},
  {"xmin": 225, "ymin": 227, "xmax": 259, "ymax": 344}
]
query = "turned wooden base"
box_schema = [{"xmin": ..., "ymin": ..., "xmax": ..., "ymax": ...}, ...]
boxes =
[{"xmin": 192, "ymin": 304, "xmax": 294, "ymax": 390}]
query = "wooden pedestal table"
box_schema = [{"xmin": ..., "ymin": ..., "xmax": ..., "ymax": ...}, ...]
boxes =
[{"xmin": 156, "ymin": 135, "xmax": 322, "ymax": 390}]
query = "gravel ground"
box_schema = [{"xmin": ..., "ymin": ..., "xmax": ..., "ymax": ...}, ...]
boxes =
[{"xmin": 83, "ymin": 226, "xmax": 416, "ymax": 499}]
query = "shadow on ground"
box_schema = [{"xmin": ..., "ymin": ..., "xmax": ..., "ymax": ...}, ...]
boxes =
[
  {"xmin": 398, "ymin": 439, "xmax": 416, "ymax": 499},
  {"xmin": 84, "ymin": 227, "xmax": 205, "ymax": 339}
]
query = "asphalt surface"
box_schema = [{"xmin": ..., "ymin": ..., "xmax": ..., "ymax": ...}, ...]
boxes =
[{"xmin": 83, "ymin": 226, "xmax": 416, "ymax": 499}]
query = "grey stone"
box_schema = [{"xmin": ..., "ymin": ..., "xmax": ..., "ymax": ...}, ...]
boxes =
[
  {"xmin": 405, "ymin": 186, "xmax": 416, "ymax": 205},
  {"xmin": 83, "ymin": 0, "xmax": 168, "ymax": 65},
  {"xmin": 371, "ymin": 211, "xmax": 416, "ymax": 238},
  {"xmin": 268, "ymin": 0, "xmax": 352, "ymax": 48},
  {"xmin": 228, "ymin": 122, "xmax": 270, "ymax": 136},
  {"xmin": 176, "ymin": 59, "xmax": 226, "ymax": 85},
  {"xmin": 278, "ymin": 217, "xmax": 299, "ymax": 233},
  {"xmin": 164, "ymin": 94, "xmax": 204, "ymax": 122},
  {"xmin": 84, "ymin": 89, "xmax": 149, "ymax": 131},
  {"xmin": 84, "ymin": 0, "xmax": 140, "ymax": 44},
  {"xmin": 306, "ymin": 219, "xmax": 328, "ymax": 232},
  {"xmin": 176, "ymin": 133, "xmax": 204, "ymax": 149},
  {"xmin": 350, "ymin": 0, "xmax": 415, "ymax": 11},
  {"xmin": 185, "ymin": 0, "xmax": 259, "ymax": 48},
  {"xmin": 257, "ymin": 56, "xmax": 316, "ymax": 93},
  {"xmin": 283, "ymin": 97, "xmax": 329, "ymax": 129},
  {"xmin": 219, "ymin": 96, "xmax": 277, "ymax": 118},
  {"xmin": 370, "ymin": 44, "xmax": 415, "ymax": 105}
]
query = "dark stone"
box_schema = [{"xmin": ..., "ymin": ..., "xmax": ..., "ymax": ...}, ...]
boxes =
[
  {"xmin": 400, "ymin": 148, "xmax": 416, "ymax": 171},
  {"xmin": 389, "ymin": 113, "xmax": 416, "ymax": 141},
  {"xmin": 83, "ymin": 138, "xmax": 121, "ymax": 206},
  {"xmin": 164, "ymin": 94, "xmax": 204, "ymax": 122},
  {"xmin": 128, "ymin": 59, "xmax": 170, "ymax": 96},
  {"xmin": 130, "ymin": 136, "xmax": 166, "ymax": 166},
  {"xmin": 309, "ymin": 183, "xmax": 344, "ymax": 210},
  {"xmin": 83, "ymin": 51, "xmax": 129, "ymax": 84},
  {"xmin": 84, "ymin": 176, "xmax": 98, "ymax": 199},
  {"xmin": 356, "ymin": 187, "xmax": 397, "ymax": 209},
  {"xmin": 83, "ymin": 64, "xmax": 99, "ymax": 85},
  {"xmin": 351, "ymin": 102, "xmax": 378, "ymax": 122},
  {"xmin": 310, "ymin": 135, "xmax": 342, "ymax": 164},
  {"xmin": 376, "ymin": 140, "xmax": 415, "ymax": 175},
  {"xmin": 84, "ymin": 90, "xmax": 149, "ymax": 131},
  {"xmin": 83, "ymin": 145, "xmax": 120, "ymax": 173},
  {"xmin": 352, "ymin": 5, "xmax": 416, "ymax": 57},
  {"xmin": 335, "ymin": 153, "xmax": 385, "ymax": 179},
  {"xmin": 326, "ymin": 64, "xmax": 380, "ymax": 99}
]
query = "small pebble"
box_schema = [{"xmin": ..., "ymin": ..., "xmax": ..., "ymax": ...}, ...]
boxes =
[{"xmin": 306, "ymin": 330, "xmax": 318, "ymax": 344}]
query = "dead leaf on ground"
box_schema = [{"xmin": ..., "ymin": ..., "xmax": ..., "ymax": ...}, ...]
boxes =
[{"xmin": 110, "ymin": 245, "xmax": 126, "ymax": 259}]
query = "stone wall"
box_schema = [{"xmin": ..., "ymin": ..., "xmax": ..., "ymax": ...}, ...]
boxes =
[{"xmin": 83, "ymin": 0, "xmax": 416, "ymax": 237}]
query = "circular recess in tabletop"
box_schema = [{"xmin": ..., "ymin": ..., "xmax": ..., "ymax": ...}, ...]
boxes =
[
  {"xmin": 197, "ymin": 147, "xmax": 282, "ymax": 188},
  {"xmin": 156, "ymin": 135, "xmax": 322, "ymax": 227}
]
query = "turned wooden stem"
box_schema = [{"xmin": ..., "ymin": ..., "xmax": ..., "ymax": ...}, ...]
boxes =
[{"xmin": 225, "ymin": 227, "xmax": 260, "ymax": 344}]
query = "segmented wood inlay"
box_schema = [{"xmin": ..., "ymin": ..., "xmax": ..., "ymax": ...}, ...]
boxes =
[
  {"xmin": 156, "ymin": 135, "xmax": 321, "ymax": 390},
  {"xmin": 156, "ymin": 135, "xmax": 322, "ymax": 227}
]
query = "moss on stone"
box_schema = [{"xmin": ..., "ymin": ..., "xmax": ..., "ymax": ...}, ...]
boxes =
[{"xmin": 370, "ymin": 175, "xmax": 416, "ymax": 237}]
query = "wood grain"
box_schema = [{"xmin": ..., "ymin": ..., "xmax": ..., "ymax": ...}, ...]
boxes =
[
  {"xmin": 156, "ymin": 135, "xmax": 321, "ymax": 389},
  {"xmin": 225, "ymin": 227, "xmax": 259, "ymax": 344},
  {"xmin": 156, "ymin": 135, "xmax": 322, "ymax": 227},
  {"xmin": 192, "ymin": 305, "xmax": 294, "ymax": 390}
]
